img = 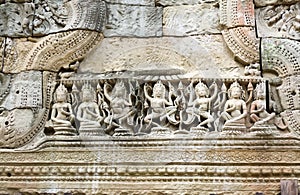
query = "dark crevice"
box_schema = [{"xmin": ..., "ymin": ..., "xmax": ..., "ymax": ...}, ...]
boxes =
[
  {"xmin": 259, "ymin": 38, "xmax": 263, "ymax": 78},
  {"xmin": 1, "ymin": 37, "xmax": 6, "ymax": 72},
  {"xmin": 265, "ymin": 80, "xmax": 270, "ymax": 113}
]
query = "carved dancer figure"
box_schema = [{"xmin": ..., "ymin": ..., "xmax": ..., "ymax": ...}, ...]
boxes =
[
  {"xmin": 77, "ymin": 83, "xmax": 104, "ymax": 135},
  {"xmin": 221, "ymin": 81, "xmax": 247, "ymax": 131},
  {"xmin": 144, "ymin": 80, "xmax": 174, "ymax": 129},
  {"xmin": 250, "ymin": 83, "xmax": 276, "ymax": 126},
  {"xmin": 104, "ymin": 80, "xmax": 134, "ymax": 132},
  {"xmin": 50, "ymin": 83, "xmax": 76, "ymax": 135},
  {"xmin": 186, "ymin": 81, "xmax": 217, "ymax": 129}
]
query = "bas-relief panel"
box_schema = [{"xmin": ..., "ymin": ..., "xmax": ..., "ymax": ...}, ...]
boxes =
[{"xmin": 0, "ymin": 0, "xmax": 299, "ymax": 194}]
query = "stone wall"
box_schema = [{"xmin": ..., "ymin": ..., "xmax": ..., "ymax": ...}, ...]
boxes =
[{"xmin": 0, "ymin": 0, "xmax": 299, "ymax": 194}]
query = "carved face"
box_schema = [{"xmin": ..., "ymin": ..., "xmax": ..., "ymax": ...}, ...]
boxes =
[
  {"xmin": 82, "ymin": 90, "xmax": 93, "ymax": 102},
  {"xmin": 256, "ymin": 89, "xmax": 265, "ymax": 99},
  {"xmin": 56, "ymin": 92, "xmax": 67, "ymax": 102},
  {"xmin": 231, "ymin": 87, "xmax": 242, "ymax": 99},
  {"xmin": 195, "ymin": 86, "xmax": 208, "ymax": 97},
  {"xmin": 153, "ymin": 87, "xmax": 164, "ymax": 98}
]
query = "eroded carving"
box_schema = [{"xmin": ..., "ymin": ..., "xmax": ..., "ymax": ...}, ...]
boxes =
[
  {"xmin": 254, "ymin": 0, "xmax": 299, "ymax": 7},
  {"xmin": 250, "ymin": 82, "xmax": 277, "ymax": 134},
  {"xmin": 0, "ymin": 0, "xmax": 106, "ymax": 37},
  {"xmin": 48, "ymin": 83, "xmax": 76, "ymax": 136},
  {"xmin": 256, "ymin": 3, "xmax": 300, "ymax": 40},
  {"xmin": 104, "ymin": 80, "xmax": 135, "ymax": 136},
  {"xmin": 221, "ymin": 81, "xmax": 247, "ymax": 134},
  {"xmin": 76, "ymin": 83, "xmax": 104, "ymax": 136},
  {"xmin": 143, "ymin": 80, "xmax": 174, "ymax": 134},
  {"xmin": 186, "ymin": 81, "xmax": 217, "ymax": 134}
]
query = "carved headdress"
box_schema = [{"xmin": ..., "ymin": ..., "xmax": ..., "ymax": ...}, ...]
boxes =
[
  {"xmin": 195, "ymin": 81, "xmax": 209, "ymax": 97},
  {"xmin": 54, "ymin": 83, "xmax": 68, "ymax": 102},
  {"xmin": 81, "ymin": 82, "xmax": 96, "ymax": 101},
  {"xmin": 112, "ymin": 80, "xmax": 126, "ymax": 97},
  {"xmin": 254, "ymin": 82, "xmax": 266, "ymax": 99},
  {"xmin": 228, "ymin": 81, "xmax": 245, "ymax": 99},
  {"xmin": 153, "ymin": 80, "xmax": 165, "ymax": 97}
]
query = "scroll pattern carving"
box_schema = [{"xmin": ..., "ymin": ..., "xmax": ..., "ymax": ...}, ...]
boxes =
[
  {"xmin": 0, "ymin": 72, "xmax": 56, "ymax": 148},
  {"xmin": 3, "ymin": 30, "xmax": 103, "ymax": 73}
]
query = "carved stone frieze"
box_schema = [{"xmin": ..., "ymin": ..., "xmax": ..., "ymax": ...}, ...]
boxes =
[
  {"xmin": 0, "ymin": 0, "xmax": 299, "ymax": 193},
  {"xmin": 33, "ymin": 75, "xmax": 288, "ymax": 138},
  {"xmin": 256, "ymin": 2, "xmax": 300, "ymax": 40},
  {"xmin": 0, "ymin": 0, "xmax": 106, "ymax": 37},
  {"xmin": 79, "ymin": 36, "xmax": 243, "ymax": 77},
  {"xmin": 2, "ymin": 30, "xmax": 103, "ymax": 73}
]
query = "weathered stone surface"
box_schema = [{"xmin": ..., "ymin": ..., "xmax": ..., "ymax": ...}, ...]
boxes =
[
  {"xmin": 79, "ymin": 35, "xmax": 242, "ymax": 77},
  {"xmin": 0, "ymin": 2, "xmax": 35, "ymax": 37},
  {"xmin": 0, "ymin": 0, "xmax": 299, "ymax": 193},
  {"xmin": 105, "ymin": 0, "xmax": 155, "ymax": 6},
  {"xmin": 0, "ymin": 0, "xmax": 106, "ymax": 37},
  {"xmin": 254, "ymin": 0, "xmax": 299, "ymax": 7},
  {"xmin": 104, "ymin": 4, "xmax": 163, "ymax": 37},
  {"xmin": 157, "ymin": 0, "xmax": 218, "ymax": 6},
  {"xmin": 220, "ymin": 0, "xmax": 255, "ymax": 28},
  {"xmin": 163, "ymin": 5, "xmax": 221, "ymax": 36},
  {"xmin": 256, "ymin": 3, "xmax": 300, "ymax": 40},
  {"xmin": 262, "ymin": 38, "xmax": 300, "ymax": 78}
]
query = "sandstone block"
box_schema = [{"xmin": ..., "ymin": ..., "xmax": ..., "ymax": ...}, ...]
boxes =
[
  {"xmin": 163, "ymin": 4, "xmax": 221, "ymax": 36},
  {"xmin": 79, "ymin": 36, "xmax": 242, "ymax": 78},
  {"xmin": 104, "ymin": 4, "xmax": 163, "ymax": 37},
  {"xmin": 105, "ymin": 0, "xmax": 155, "ymax": 6}
]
